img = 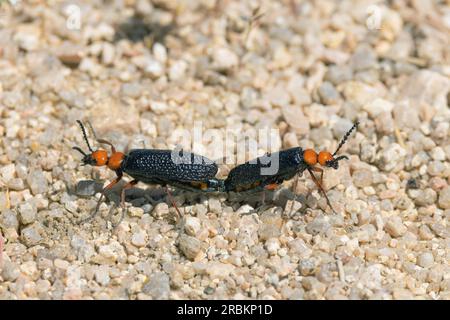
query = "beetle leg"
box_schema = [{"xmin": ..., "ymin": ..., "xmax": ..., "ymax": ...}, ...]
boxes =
[
  {"xmin": 82, "ymin": 172, "xmax": 123, "ymax": 223},
  {"xmin": 289, "ymin": 174, "xmax": 299, "ymax": 217},
  {"xmin": 309, "ymin": 166, "xmax": 324, "ymax": 185},
  {"xmin": 97, "ymin": 138, "xmax": 117, "ymax": 154},
  {"xmin": 165, "ymin": 187, "xmax": 183, "ymax": 221},
  {"xmin": 307, "ymin": 168, "xmax": 336, "ymax": 214},
  {"xmin": 109, "ymin": 179, "xmax": 139, "ymax": 227},
  {"xmin": 120, "ymin": 180, "xmax": 138, "ymax": 209}
]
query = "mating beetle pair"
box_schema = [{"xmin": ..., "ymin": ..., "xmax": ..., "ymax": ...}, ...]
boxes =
[{"xmin": 73, "ymin": 120, "xmax": 358, "ymax": 219}]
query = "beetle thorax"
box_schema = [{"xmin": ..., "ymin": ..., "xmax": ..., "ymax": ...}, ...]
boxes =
[{"xmin": 108, "ymin": 152, "xmax": 125, "ymax": 171}]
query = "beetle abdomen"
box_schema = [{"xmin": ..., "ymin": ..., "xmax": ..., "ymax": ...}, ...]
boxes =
[
  {"xmin": 225, "ymin": 147, "xmax": 304, "ymax": 192},
  {"xmin": 123, "ymin": 149, "xmax": 218, "ymax": 181}
]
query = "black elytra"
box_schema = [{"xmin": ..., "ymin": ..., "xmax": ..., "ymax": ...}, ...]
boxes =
[
  {"xmin": 224, "ymin": 147, "xmax": 306, "ymax": 193},
  {"xmin": 121, "ymin": 149, "xmax": 224, "ymax": 192}
]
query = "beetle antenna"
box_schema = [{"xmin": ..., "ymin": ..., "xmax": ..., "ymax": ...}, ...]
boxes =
[
  {"xmin": 72, "ymin": 146, "xmax": 87, "ymax": 156},
  {"xmin": 76, "ymin": 120, "xmax": 94, "ymax": 153},
  {"xmin": 333, "ymin": 121, "xmax": 359, "ymax": 156}
]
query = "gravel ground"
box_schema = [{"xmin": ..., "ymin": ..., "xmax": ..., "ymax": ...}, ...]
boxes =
[{"xmin": 0, "ymin": 0, "xmax": 449, "ymax": 300}]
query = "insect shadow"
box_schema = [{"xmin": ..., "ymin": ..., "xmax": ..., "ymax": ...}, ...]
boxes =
[
  {"xmin": 113, "ymin": 14, "xmax": 175, "ymax": 44},
  {"xmin": 72, "ymin": 179, "xmax": 309, "ymax": 224}
]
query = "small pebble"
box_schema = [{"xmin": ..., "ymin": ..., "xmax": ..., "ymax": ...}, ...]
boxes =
[
  {"xmin": 208, "ymin": 198, "xmax": 222, "ymax": 214},
  {"xmin": 212, "ymin": 47, "xmax": 239, "ymax": 71},
  {"xmin": 1, "ymin": 209, "xmax": 19, "ymax": 230},
  {"xmin": 94, "ymin": 265, "xmax": 111, "ymax": 286},
  {"xmin": 179, "ymin": 235, "xmax": 202, "ymax": 261},
  {"xmin": 143, "ymin": 272, "xmax": 170, "ymax": 299},
  {"xmin": 430, "ymin": 147, "xmax": 446, "ymax": 161},
  {"xmin": 18, "ymin": 202, "xmax": 37, "ymax": 225},
  {"xmin": 265, "ymin": 238, "xmax": 280, "ymax": 255},
  {"xmin": 1, "ymin": 261, "xmax": 20, "ymax": 281},
  {"xmin": 412, "ymin": 188, "xmax": 437, "ymax": 207},
  {"xmin": 20, "ymin": 223, "xmax": 43, "ymax": 246},
  {"xmin": 418, "ymin": 225, "xmax": 434, "ymax": 240},
  {"xmin": 363, "ymin": 98, "xmax": 394, "ymax": 118},
  {"xmin": 306, "ymin": 218, "xmax": 330, "ymax": 235},
  {"xmin": 128, "ymin": 207, "xmax": 144, "ymax": 218},
  {"xmin": 26, "ymin": 170, "xmax": 48, "ymax": 195},
  {"xmin": 325, "ymin": 65, "xmax": 353, "ymax": 85},
  {"xmin": 427, "ymin": 161, "xmax": 445, "ymax": 176},
  {"xmin": 352, "ymin": 169, "xmax": 373, "ymax": 188},
  {"xmin": 385, "ymin": 216, "xmax": 407, "ymax": 238},
  {"xmin": 184, "ymin": 217, "xmax": 201, "ymax": 237},
  {"xmin": 131, "ymin": 230, "xmax": 148, "ymax": 247},
  {"xmin": 0, "ymin": 164, "xmax": 16, "ymax": 181},
  {"xmin": 152, "ymin": 203, "xmax": 170, "ymax": 219},
  {"xmin": 438, "ymin": 186, "xmax": 450, "ymax": 209},
  {"xmin": 417, "ymin": 252, "xmax": 434, "ymax": 268},
  {"xmin": 318, "ymin": 81, "xmax": 340, "ymax": 105}
]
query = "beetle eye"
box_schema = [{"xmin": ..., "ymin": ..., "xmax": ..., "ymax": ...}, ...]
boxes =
[
  {"xmin": 325, "ymin": 155, "xmax": 349, "ymax": 170},
  {"xmin": 81, "ymin": 154, "xmax": 96, "ymax": 166}
]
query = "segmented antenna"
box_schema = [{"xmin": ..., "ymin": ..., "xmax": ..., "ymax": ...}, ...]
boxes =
[
  {"xmin": 333, "ymin": 121, "xmax": 359, "ymax": 156},
  {"xmin": 76, "ymin": 120, "xmax": 94, "ymax": 153}
]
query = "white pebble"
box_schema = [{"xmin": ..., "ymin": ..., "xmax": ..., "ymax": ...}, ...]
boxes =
[
  {"xmin": 153, "ymin": 43, "xmax": 167, "ymax": 63},
  {"xmin": 150, "ymin": 101, "xmax": 168, "ymax": 114},
  {"xmin": 212, "ymin": 47, "xmax": 239, "ymax": 70},
  {"xmin": 265, "ymin": 238, "xmax": 280, "ymax": 255},
  {"xmin": 184, "ymin": 216, "xmax": 201, "ymax": 236},
  {"xmin": 0, "ymin": 164, "xmax": 16, "ymax": 181},
  {"xmin": 169, "ymin": 60, "xmax": 188, "ymax": 81},
  {"xmin": 152, "ymin": 203, "xmax": 169, "ymax": 219},
  {"xmin": 236, "ymin": 204, "xmax": 254, "ymax": 215},
  {"xmin": 430, "ymin": 147, "xmax": 446, "ymax": 161},
  {"xmin": 145, "ymin": 58, "xmax": 164, "ymax": 78},
  {"xmin": 131, "ymin": 230, "xmax": 148, "ymax": 247},
  {"xmin": 101, "ymin": 43, "xmax": 115, "ymax": 65},
  {"xmin": 363, "ymin": 98, "xmax": 394, "ymax": 118}
]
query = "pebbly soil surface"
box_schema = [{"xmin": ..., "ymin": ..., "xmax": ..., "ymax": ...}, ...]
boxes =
[{"xmin": 0, "ymin": 0, "xmax": 449, "ymax": 300}]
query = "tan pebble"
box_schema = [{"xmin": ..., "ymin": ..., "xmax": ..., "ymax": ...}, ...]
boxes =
[
  {"xmin": 357, "ymin": 210, "xmax": 371, "ymax": 226},
  {"xmin": 438, "ymin": 186, "xmax": 450, "ymax": 209},
  {"xmin": 179, "ymin": 234, "xmax": 203, "ymax": 261},
  {"xmin": 379, "ymin": 189, "xmax": 397, "ymax": 199},
  {"xmin": 385, "ymin": 216, "xmax": 407, "ymax": 237},
  {"xmin": 54, "ymin": 259, "xmax": 69, "ymax": 270},
  {"xmin": 363, "ymin": 186, "xmax": 376, "ymax": 195},
  {"xmin": 418, "ymin": 225, "xmax": 434, "ymax": 240},
  {"xmin": 128, "ymin": 207, "xmax": 144, "ymax": 217}
]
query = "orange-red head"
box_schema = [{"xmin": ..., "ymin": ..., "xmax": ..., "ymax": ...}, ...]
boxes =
[
  {"xmin": 73, "ymin": 120, "xmax": 125, "ymax": 171},
  {"xmin": 302, "ymin": 121, "xmax": 360, "ymax": 169},
  {"xmin": 304, "ymin": 149, "xmax": 338, "ymax": 167},
  {"xmin": 303, "ymin": 149, "xmax": 345, "ymax": 169}
]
